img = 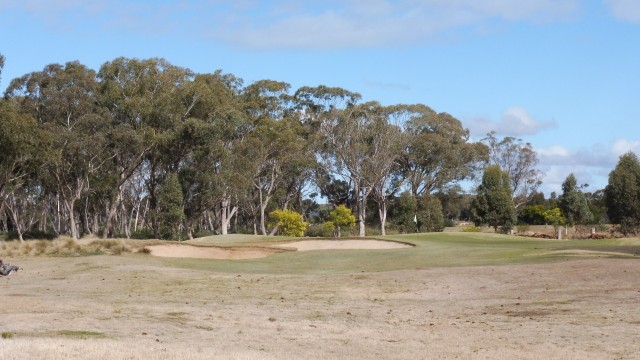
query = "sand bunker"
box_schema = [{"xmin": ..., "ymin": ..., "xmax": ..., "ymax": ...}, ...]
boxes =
[
  {"xmin": 147, "ymin": 244, "xmax": 285, "ymax": 260},
  {"xmin": 148, "ymin": 240, "xmax": 412, "ymax": 260},
  {"xmin": 273, "ymin": 240, "xmax": 413, "ymax": 251}
]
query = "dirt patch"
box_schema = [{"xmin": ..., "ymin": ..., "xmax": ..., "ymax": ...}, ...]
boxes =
[
  {"xmin": 548, "ymin": 249, "xmax": 638, "ymax": 258},
  {"xmin": 2, "ymin": 257, "xmax": 640, "ymax": 359},
  {"xmin": 272, "ymin": 239, "xmax": 414, "ymax": 251},
  {"xmin": 147, "ymin": 244, "xmax": 287, "ymax": 260}
]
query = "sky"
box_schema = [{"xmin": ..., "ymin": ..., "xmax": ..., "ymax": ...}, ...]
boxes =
[{"xmin": 1, "ymin": 0, "xmax": 639, "ymax": 196}]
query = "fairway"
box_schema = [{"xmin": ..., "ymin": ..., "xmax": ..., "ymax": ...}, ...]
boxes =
[{"xmin": 1, "ymin": 233, "xmax": 639, "ymax": 359}]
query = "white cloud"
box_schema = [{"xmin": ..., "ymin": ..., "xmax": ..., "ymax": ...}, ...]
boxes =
[
  {"xmin": 465, "ymin": 107, "xmax": 557, "ymax": 137},
  {"xmin": 213, "ymin": 0, "xmax": 580, "ymax": 49},
  {"xmin": 611, "ymin": 139, "xmax": 640, "ymax": 156},
  {"xmin": 0, "ymin": 0, "xmax": 580, "ymax": 49},
  {"xmin": 536, "ymin": 140, "xmax": 640, "ymax": 194},
  {"xmin": 604, "ymin": 0, "xmax": 640, "ymax": 22}
]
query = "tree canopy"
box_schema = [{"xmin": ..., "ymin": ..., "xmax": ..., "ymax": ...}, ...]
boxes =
[
  {"xmin": 9, "ymin": 55, "xmax": 640, "ymax": 239},
  {"xmin": 604, "ymin": 152, "xmax": 640, "ymax": 234},
  {"xmin": 471, "ymin": 165, "xmax": 516, "ymax": 233}
]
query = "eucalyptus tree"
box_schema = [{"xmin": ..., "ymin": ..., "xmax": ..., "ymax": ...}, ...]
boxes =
[
  {"xmin": 483, "ymin": 131, "xmax": 543, "ymax": 208},
  {"xmin": 239, "ymin": 115, "xmax": 313, "ymax": 235},
  {"xmin": 315, "ymin": 100, "xmax": 401, "ymax": 236},
  {"xmin": 398, "ymin": 105, "xmax": 487, "ymax": 197},
  {"xmin": 97, "ymin": 57, "xmax": 196, "ymax": 238},
  {"xmin": 176, "ymin": 71, "xmax": 249, "ymax": 236},
  {"xmin": 5, "ymin": 61, "xmax": 108, "ymax": 240},
  {"xmin": 0, "ymin": 101, "xmax": 44, "ymax": 241},
  {"xmin": 295, "ymin": 86, "xmax": 371, "ymax": 233},
  {"xmin": 361, "ymin": 104, "xmax": 405, "ymax": 236},
  {"xmin": 0, "ymin": 102, "xmax": 39, "ymax": 202},
  {"xmin": 241, "ymin": 80, "xmax": 293, "ymax": 235},
  {"xmin": 0, "ymin": 52, "xmax": 5, "ymax": 83}
]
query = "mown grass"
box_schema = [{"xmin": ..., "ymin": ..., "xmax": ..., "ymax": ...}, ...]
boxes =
[
  {"xmin": 2, "ymin": 232, "xmax": 639, "ymax": 275},
  {"xmin": 161, "ymin": 232, "xmax": 640, "ymax": 275}
]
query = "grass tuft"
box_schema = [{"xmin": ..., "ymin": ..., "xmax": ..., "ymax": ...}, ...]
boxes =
[
  {"xmin": 56, "ymin": 330, "xmax": 106, "ymax": 339},
  {"xmin": 1, "ymin": 332, "xmax": 14, "ymax": 339}
]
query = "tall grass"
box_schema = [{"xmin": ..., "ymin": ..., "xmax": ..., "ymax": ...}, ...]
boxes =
[{"xmin": 0, "ymin": 237, "xmax": 135, "ymax": 257}]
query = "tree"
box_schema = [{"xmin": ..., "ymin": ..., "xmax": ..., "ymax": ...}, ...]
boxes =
[
  {"xmin": 362, "ymin": 105, "xmax": 405, "ymax": 236},
  {"xmin": 399, "ymin": 105, "xmax": 488, "ymax": 197},
  {"xmin": 471, "ymin": 165, "xmax": 516, "ymax": 233},
  {"xmin": 416, "ymin": 195, "xmax": 445, "ymax": 232},
  {"xmin": 437, "ymin": 186, "xmax": 473, "ymax": 222},
  {"xmin": 5, "ymin": 61, "xmax": 108, "ymax": 240},
  {"xmin": 518, "ymin": 205, "xmax": 547, "ymax": 225},
  {"xmin": 543, "ymin": 207, "xmax": 566, "ymax": 238},
  {"xmin": 558, "ymin": 173, "xmax": 593, "ymax": 226},
  {"xmin": 157, "ymin": 173, "xmax": 185, "ymax": 240},
  {"xmin": 0, "ymin": 52, "xmax": 5, "ymax": 84},
  {"xmin": 483, "ymin": 132, "xmax": 543, "ymax": 208},
  {"xmin": 295, "ymin": 86, "xmax": 383, "ymax": 235},
  {"xmin": 0, "ymin": 101, "xmax": 41, "ymax": 206},
  {"xmin": 389, "ymin": 192, "xmax": 418, "ymax": 233},
  {"xmin": 604, "ymin": 152, "xmax": 640, "ymax": 234},
  {"xmin": 328, "ymin": 205, "xmax": 356, "ymax": 237},
  {"xmin": 98, "ymin": 57, "xmax": 196, "ymax": 238},
  {"xmin": 268, "ymin": 209, "xmax": 307, "ymax": 237}
]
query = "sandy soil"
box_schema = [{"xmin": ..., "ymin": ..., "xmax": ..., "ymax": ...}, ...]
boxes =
[
  {"xmin": 147, "ymin": 244, "xmax": 287, "ymax": 259},
  {"xmin": 1, "ymin": 256, "xmax": 640, "ymax": 359},
  {"xmin": 148, "ymin": 240, "xmax": 412, "ymax": 260},
  {"xmin": 273, "ymin": 239, "xmax": 413, "ymax": 251}
]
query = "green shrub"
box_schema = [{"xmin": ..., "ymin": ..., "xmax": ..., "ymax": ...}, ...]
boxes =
[
  {"xmin": 461, "ymin": 225, "xmax": 482, "ymax": 232},
  {"xmin": 7, "ymin": 230, "xmax": 56, "ymax": 241},
  {"xmin": 130, "ymin": 228, "xmax": 155, "ymax": 239},
  {"xmin": 305, "ymin": 222, "xmax": 335, "ymax": 237}
]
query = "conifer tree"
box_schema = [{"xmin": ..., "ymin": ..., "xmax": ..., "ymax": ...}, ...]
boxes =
[
  {"xmin": 558, "ymin": 173, "xmax": 593, "ymax": 226},
  {"xmin": 471, "ymin": 165, "xmax": 516, "ymax": 233},
  {"xmin": 604, "ymin": 152, "xmax": 640, "ymax": 234}
]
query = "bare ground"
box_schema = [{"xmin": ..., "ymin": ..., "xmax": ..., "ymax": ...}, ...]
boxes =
[{"xmin": 1, "ymin": 255, "xmax": 639, "ymax": 359}]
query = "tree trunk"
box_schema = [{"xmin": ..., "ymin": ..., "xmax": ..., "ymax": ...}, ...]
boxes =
[
  {"xmin": 220, "ymin": 199, "xmax": 238, "ymax": 235},
  {"xmin": 64, "ymin": 200, "xmax": 79, "ymax": 240},
  {"xmin": 358, "ymin": 195, "xmax": 367, "ymax": 237},
  {"xmin": 103, "ymin": 191, "xmax": 124, "ymax": 238},
  {"xmin": 378, "ymin": 202, "xmax": 387, "ymax": 236},
  {"xmin": 5, "ymin": 195, "xmax": 25, "ymax": 243}
]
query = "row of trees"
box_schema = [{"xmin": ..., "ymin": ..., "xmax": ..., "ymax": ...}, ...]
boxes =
[
  {"xmin": 1, "ymin": 55, "xmax": 500, "ymax": 241},
  {"xmin": 3, "ymin": 54, "xmax": 637, "ymax": 240},
  {"xmin": 471, "ymin": 152, "xmax": 640, "ymax": 236}
]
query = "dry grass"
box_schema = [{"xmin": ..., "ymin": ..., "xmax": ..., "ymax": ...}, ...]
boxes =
[
  {"xmin": 0, "ymin": 254, "xmax": 639, "ymax": 359},
  {"xmin": 0, "ymin": 237, "xmax": 159, "ymax": 258},
  {"xmin": 1, "ymin": 234, "xmax": 640, "ymax": 359}
]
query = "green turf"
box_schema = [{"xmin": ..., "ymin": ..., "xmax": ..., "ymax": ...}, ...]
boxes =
[{"xmin": 157, "ymin": 232, "xmax": 640, "ymax": 275}]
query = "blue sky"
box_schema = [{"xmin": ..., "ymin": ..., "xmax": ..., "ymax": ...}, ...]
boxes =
[{"xmin": 1, "ymin": 0, "xmax": 639, "ymax": 195}]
